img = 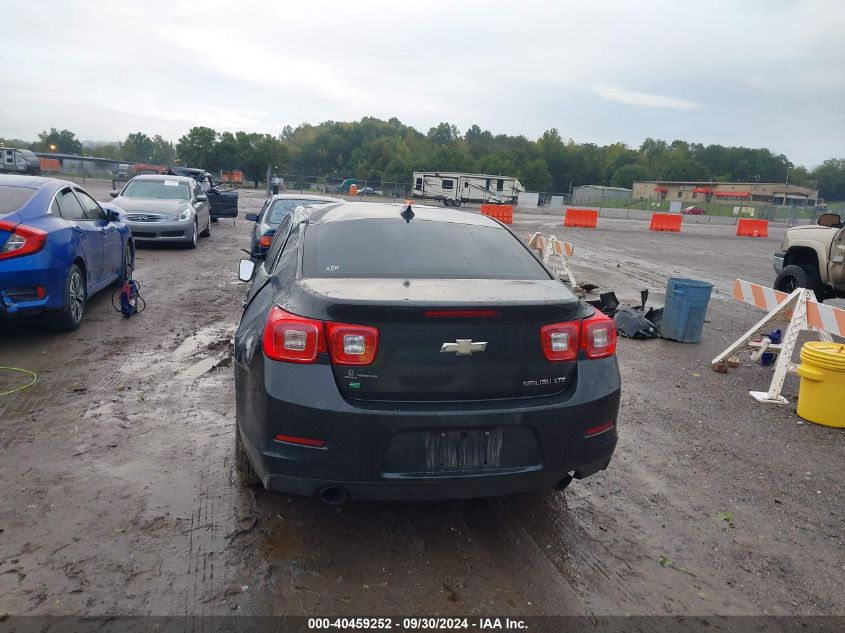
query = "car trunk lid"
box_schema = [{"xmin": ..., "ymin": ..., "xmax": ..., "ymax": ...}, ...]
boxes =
[{"xmin": 294, "ymin": 278, "xmax": 589, "ymax": 402}]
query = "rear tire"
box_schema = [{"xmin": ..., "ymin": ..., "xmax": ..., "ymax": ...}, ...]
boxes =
[
  {"xmin": 235, "ymin": 427, "xmax": 260, "ymax": 487},
  {"xmin": 49, "ymin": 264, "xmax": 86, "ymax": 331},
  {"xmin": 211, "ymin": 217, "xmax": 219, "ymax": 223},
  {"xmin": 774, "ymin": 264, "xmax": 825, "ymax": 301},
  {"xmin": 200, "ymin": 217, "xmax": 211, "ymax": 238},
  {"xmin": 453, "ymin": 199, "xmax": 462, "ymax": 208},
  {"xmin": 443, "ymin": 198, "xmax": 453, "ymax": 207}
]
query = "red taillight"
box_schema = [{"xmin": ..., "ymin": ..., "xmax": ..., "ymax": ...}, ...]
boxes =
[
  {"xmin": 541, "ymin": 311, "xmax": 617, "ymax": 362},
  {"xmin": 582, "ymin": 311, "xmax": 617, "ymax": 359},
  {"xmin": 541, "ymin": 322, "xmax": 580, "ymax": 362},
  {"xmin": 585, "ymin": 421, "xmax": 615, "ymax": 437},
  {"xmin": 263, "ymin": 307, "xmax": 380, "ymax": 365},
  {"xmin": 0, "ymin": 221, "xmax": 47, "ymax": 260},
  {"xmin": 274, "ymin": 433, "xmax": 326, "ymax": 448},
  {"xmin": 424, "ymin": 309, "xmax": 498, "ymax": 318},
  {"xmin": 263, "ymin": 306, "xmax": 326, "ymax": 363},
  {"xmin": 258, "ymin": 232, "xmax": 274, "ymax": 248},
  {"xmin": 326, "ymin": 322, "xmax": 379, "ymax": 365}
]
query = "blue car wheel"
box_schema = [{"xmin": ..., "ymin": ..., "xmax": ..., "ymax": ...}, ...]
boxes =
[{"xmin": 48, "ymin": 264, "xmax": 86, "ymax": 331}]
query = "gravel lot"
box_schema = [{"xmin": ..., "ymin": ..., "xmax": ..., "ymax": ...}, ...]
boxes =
[{"xmin": 0, "ymin": 179, "xmax": 842, "ymax": 617}]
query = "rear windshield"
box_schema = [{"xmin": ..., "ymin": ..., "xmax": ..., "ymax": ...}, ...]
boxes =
[
  {"xmin": 266, "ymin": 199, "xmax": 332, "ymax": 225},
  {"xmin": 122, "ymin": 179, "xmax": 190, "ymax": 200},
  {"xmin": 0, "ymin": 185, "xmax": 37, "ymax": 215},
  {"xmin": 304, "ymin": 219, "xmax": 549, "ymax": 280}
]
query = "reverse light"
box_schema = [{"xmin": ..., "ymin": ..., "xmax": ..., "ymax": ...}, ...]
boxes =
[
  {"xmin": 0, "ymin": 222, "xmax": 48, "ymax": 260},
  {"xmin": 540, "ymin": 323, "xmax": 579, "ymax": 362},
  {"xmin": 326, "ymin": 322, "xmax": 379, "ymax": 366}
]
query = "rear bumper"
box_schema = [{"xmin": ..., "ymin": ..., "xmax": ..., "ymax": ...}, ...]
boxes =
[
  {"xmin": 773, "ymin": 250, "xmax": 786, "ymax": 274},
  {"xmin": 0, "ymin": 251, "xmax": 66, "ymax": 315},
  {"xmin": 236, "ymin": 355, "xmax": 621, "ymax": 501}
]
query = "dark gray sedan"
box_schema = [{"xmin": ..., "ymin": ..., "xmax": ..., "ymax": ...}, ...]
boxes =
[
  {"xmin": 246, "ymin": 193, "xmax": 341, "ymax": 258},
  {"xmin": 111, "ymin": 175, "xmax": 211, "ymax": 248}
]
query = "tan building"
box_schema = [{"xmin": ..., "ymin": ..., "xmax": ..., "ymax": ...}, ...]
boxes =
[{"xmin": 632, "ymin": 181, "xmax": 819, "ymax": 207}]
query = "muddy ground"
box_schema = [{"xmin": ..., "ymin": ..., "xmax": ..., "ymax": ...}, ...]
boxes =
[{"xmin": 0, "ymin": 181, "xmax": 842, "ymax": 617}]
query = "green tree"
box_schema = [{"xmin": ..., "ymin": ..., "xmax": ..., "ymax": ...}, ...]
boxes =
[
  {"xmin": 34, "ymin": 128, "xmax": 82, "ymax": 154},
  {"xmin": 149, "ymin": 135, "xmax": 176, "ymax": 165},
  {"xmin": 235, "ymin": 133, "xmax": 290, "ymax": 185},
  {"xmin": 812, "ymin": 158, "xmax": 845, "ymax": 200},
  {"xmin": 660, "ymin": 158, "xmax": 710, "ymax": 181},
  {"xmin": 176, "ymin": 126, "xmax": 218, "ymax": 168},
  {"xmin": 610, "ymin": 164, "xmax": 652, "ymax": 188},
  {"xmin": 122, "ymin": 132, "xmax": 154, "ymax": 162}
]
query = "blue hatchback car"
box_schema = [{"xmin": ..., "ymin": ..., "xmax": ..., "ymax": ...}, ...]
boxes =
[{"xmin": 0, "ymin": 175, "xmax": 134, "ymax": 331}]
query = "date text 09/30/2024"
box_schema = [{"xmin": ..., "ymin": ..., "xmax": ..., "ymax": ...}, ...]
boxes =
[{"xmin": 307, "ymin": 618, "xmax": 527, "ymax": 630}]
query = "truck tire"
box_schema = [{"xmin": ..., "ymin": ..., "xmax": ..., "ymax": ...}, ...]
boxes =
[
  {"xmin": 774, "ymin": 264, "xmax": 825, "ymax": 302},
  {"xmin": 453, "ymin": 199, "xmax": 462, "ymax": 208}
]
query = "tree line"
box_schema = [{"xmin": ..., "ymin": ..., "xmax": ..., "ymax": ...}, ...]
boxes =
[{"xmin": 3, "ymin": 119, "xmax": 844, "ymax": 199}]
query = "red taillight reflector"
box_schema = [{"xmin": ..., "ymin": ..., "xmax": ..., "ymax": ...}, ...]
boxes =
[
  {"xmin": 582, "ymin": 311, "xmax": 617, "ymax": 359},
  {"xmin": 0, "ymin": 221, "xmax": 48, "ymax": 260},
  {"xmin": 274, "ymin": 433, "xmax": 326, "ymax": 448},
  {"xmin": 36, "ymin": 286, "xmax": 46, "ymax": 299},
  {"xmin": 326, "ymin": 322, "xmax": 379, "ymax": 365},
  {"xmin": 540, "ymin": 322, "xmax": 580, "ymax": 361},
  {"xmin": 263, "ymin": 306, "xmax": 326, "ymax": 363},
  {"xmin": 585, "ymin": 421, "xmax": 615, "ymax": 437},
  {"xmin": 424, "ymin": 310, "xmax": 498, "ymax": 318}
]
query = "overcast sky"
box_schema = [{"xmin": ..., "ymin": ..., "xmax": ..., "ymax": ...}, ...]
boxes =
[{"xmin": 2, "ymin": 0, "xmax": 843, "ymax": 166}]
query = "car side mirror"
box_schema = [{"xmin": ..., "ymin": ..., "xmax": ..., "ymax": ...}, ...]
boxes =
[
  {"xmin": 106, "ymin": 209, "xmax": 121, "ymax": 223},
  {"xmin": 817, "ymin": 212, "xmax": 842, "ymax": 227},
  {"xmin": 110, "ymin": 190, "xmax": 119, "ymax": 198},
  {"xmin": 196, "ymin": 194, "xmax": 208, "ymax": 202},
  {"xmin": 238, "ymin": 259, "xmax": 256, "ymax": 282},
  {"xmin": 245, "ymin": 213, "xmax": 259, "ymax": 222}
]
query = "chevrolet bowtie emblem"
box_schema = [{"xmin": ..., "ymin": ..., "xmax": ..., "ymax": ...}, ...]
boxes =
[{"xmin": 440, "ymin": 339, "xmax": 487, "ymax": 356}]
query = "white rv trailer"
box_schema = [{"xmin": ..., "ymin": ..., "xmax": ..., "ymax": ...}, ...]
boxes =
[{"xmin": 410, "ymin": 172, "xmax": 525, "ymax": 206}]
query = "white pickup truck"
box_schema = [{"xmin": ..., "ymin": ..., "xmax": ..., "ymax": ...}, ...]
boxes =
[{"xmin": 774, "ymin": 212, "xmax": 845, "ymax": 301}]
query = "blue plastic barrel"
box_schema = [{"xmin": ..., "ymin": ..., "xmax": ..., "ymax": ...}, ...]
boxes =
[{"xmin": 660, "ymin": 278, "xmax": 713, "ymax": 343}]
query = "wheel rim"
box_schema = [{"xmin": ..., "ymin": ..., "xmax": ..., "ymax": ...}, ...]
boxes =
[
  {"xmin": 69, "ymin": 271, "xmax": 84, "ymax": 323},
  {"xmin": 123, "ymin": 247, "xmax": 132, "ymax": 279},
  {"xmin": 193, "ymin": 223, "xmax": 198, "ymax": 245}
]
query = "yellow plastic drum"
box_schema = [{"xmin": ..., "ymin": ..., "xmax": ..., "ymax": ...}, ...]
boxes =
[{"xmin": 796, "ymin": 341, "xmax": 845, "ymax": 428}]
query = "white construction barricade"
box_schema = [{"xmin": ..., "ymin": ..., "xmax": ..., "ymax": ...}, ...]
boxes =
[
  {"xmin": 712, "ymin": 279, "xmax": 843, "ymax": 404},
  {"xmin": 528, "ymin": 232, "xmax": 576, "ymax": 286}
]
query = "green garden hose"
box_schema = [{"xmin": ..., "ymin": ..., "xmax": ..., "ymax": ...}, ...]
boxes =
[{"xmin": 0, "ymin": 367, "xmax": 37, "ymax": 397}]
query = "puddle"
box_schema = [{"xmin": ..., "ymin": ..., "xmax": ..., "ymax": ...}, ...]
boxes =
[
  {"xmin": 172, "ymin": 326, "xmax": 231, "ymax": 360},
  {"xmin": 177, "ymin": 356, "xmax": 224, "ymax": 381},
  {"xmin": 264, "ymin": 524, "xmax": 304, "ymax": 560}
]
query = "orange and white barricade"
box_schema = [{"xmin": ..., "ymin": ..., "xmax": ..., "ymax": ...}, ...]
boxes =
[
  {"xmin": 712, "ymin": 279, "xmax": 842, "ymax": 404},
  {"xmin": 527, "ymin": 232, "xmax": 576, "ymax": 286}
]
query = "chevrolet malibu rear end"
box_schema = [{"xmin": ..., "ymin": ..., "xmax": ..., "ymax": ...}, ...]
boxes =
[{"xmin": 233, "ymin": 202, "xmax": 621, "ymax": 501}]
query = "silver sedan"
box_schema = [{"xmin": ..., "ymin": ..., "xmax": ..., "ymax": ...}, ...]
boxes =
[{"xmin": 111, "ymin": 175, "xmax": 212, "ymax": 248}]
